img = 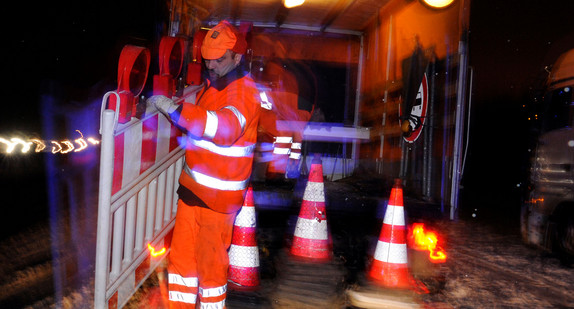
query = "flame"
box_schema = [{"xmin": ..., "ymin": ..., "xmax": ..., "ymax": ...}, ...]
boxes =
[
  {"xmin": 147, "ymin": 243, "xmax": 166, "ymax": 257},
  {"xmin": 0, "ymin": 130, "xmax": 99, "ymax": 154},
  {"xmin": 409, "ymin": 223, "xmax": 447, "ymax": 263}
]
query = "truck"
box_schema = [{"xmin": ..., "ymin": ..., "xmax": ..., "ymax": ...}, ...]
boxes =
[{"xmin": 522, "ymin": 48, "xmax": 574, "ymax": 260}]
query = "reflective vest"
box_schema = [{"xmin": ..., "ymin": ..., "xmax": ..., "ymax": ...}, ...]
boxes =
[{"xmin": 175, "ymin": 69, "xmax": 260, "ymax": 213}]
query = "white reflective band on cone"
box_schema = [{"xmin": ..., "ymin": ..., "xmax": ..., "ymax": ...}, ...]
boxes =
[
  {"xmin": 234, "ymin": 207, "xmax": 256, "ymax": 227},
  {"xmin": 229, "ymin": 245, "xmax": 260, "ymax": 267},
  {"xmin": 374, "ymin": 241, "xmax": 408, "ymax": 264},
  {"xmin": 169, "ymin": 291, "xmax": 197, "ymax": 304},
  {"xmin": 382, "ymin": 205, "xmax": 405, "ymax": 226},
  {"xmin": 293, "ymin": 217, "xmax": 329, "ymax": 240},
  {"xmin": 302, "ymin": 182, "xmax": 325, "ymax": 202}
]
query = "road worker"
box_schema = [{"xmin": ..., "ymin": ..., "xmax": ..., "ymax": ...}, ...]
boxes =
[
  {"xmin": 253, "ymin": 57, "xmax": 316, "ymax": 183},
  {"xmin": 147, "ymin": 20, "xmax": 260, "ymax": 309}
]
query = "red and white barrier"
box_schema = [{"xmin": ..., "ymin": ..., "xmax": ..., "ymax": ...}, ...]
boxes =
[
  {"xmin": 95, "ymin": 91, "xmax": 193, "ymax": 309},
  {"xmin": 111, "ymin": 112, "xmax": 182, "ymax": 195}
]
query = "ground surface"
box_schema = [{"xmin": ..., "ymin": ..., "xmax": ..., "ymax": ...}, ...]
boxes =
[{"xmin": 1, "ymin": 178, "xmax": 573, "ymax": 308}]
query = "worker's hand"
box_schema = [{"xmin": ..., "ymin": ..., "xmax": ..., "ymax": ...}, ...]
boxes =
[{"xmin": 148, "ymin": 95, "xmax": 179, "ymax": 116}]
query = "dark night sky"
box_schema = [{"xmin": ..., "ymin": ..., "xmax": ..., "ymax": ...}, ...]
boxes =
[
  {"xmin": 469, "ymin": 0, "xmax": 574, "ymax": 101},
  {"xmin": 463, "ymin": 0, "xmax": 574, "ymax": 219}
]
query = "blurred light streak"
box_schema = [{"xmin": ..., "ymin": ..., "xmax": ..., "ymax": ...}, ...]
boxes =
[
  {"xmin": 31, "ymin": 139, "xmax": 46, "ymax": 152},
  {"xmin": 0, "ymin": 130, "xmax": 100, "ymax": 154}
]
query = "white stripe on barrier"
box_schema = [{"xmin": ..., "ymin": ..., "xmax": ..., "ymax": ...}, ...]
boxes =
[
  {"xmin": 382, "ymin": 205, "xmax": 405, "ymax": 226},
  {"xmin": 228, "ymin": 245, "xmax": 260, "ymax": 267},
  {"xmin": 293, "ymin": 217, "xmax": 329, "ymax": 240},
  {"xmin": 302, "ymin": 182, "xmax": 325, "ymax": 203},
  {"xmin": 373, "ymin": 241, "xmax": 408, "ymax": 264},
  {"xmin": 122, "ymin": 121, "xmax": 143, "ymax": 188},
  {"xmin": 157, "ymin": 114, "xmax": 172, "ymax": 160}
]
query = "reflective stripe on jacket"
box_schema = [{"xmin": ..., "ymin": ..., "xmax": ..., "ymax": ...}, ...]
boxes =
[{"xmin": 175, "ymin": 68, "xmax": 261, "ymax": 213}]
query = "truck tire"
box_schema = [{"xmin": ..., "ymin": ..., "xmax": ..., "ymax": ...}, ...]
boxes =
[
  {"xmin": 554, "ymin": 214, "xmax": 574, "ymax": 264},
  {"xmin": 520, "ymin": 204, "xmax": 530, "ymax": 244}
]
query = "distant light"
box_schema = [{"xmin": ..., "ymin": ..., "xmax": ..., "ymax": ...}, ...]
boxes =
[
  {"xmin": 421, "ymin": 0, "xmax": 455, "ymax": 9},
  {"xmin": 284, "ymin": 0, "xmax": 304, "ymax": 9}
]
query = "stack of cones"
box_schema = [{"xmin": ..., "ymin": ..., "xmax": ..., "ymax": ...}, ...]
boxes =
[
  {"xmin": 290, "ymin": 154, "xmax": 331, "ymax": 262},
  {"xmin": 228, "ymin": 186, "xmax": 260, "ymax": 290},
  {"xmin": 368, "ymin": 179, "xmax": 414, "ymax": 289}
]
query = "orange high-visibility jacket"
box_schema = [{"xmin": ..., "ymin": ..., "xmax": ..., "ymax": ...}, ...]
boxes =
[{"xmin": 174, "ymin": 69, "xmax": 261, "ymax": 214}]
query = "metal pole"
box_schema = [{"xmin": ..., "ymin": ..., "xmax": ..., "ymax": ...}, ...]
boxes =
[
  {"xmin": 450, "ymin": 40, "xmax": 469, "ymax": 220},
  {"xmin": 352, "ymin": 35, "xmax": 364, "ymax": 166},
  {"xmin": 94, "ymin": 107, "xmax": 117, "ymax": 309}
]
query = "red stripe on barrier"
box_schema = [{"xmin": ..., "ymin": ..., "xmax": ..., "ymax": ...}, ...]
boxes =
[
  {"xmin": 141, "ymin": 115, "xmax": 159, "ymax": 173},
  {"xmin": 108, "ymin": 291, "xmax": 118, "ymax": 309},
  {"xmin": 169, "ymin": 124, "xmax": 182, "ymax": 152},
  {"xmin": 380, "ymin": 224, "xmax": 406, "ymax": 244},
  {"xmin": 112, "ymin": 133, "xmax": 125, "ymax": 195},
  {"xmin": 135, "ymin": 255, "xmax": 151, "ymax": 283},
  {"xmin": 231, "ymin": 226, "xmax": 257, "ymax": 246}
]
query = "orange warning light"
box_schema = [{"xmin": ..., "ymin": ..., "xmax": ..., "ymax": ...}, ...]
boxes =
[
  {"xmin": 147, "ymin": 243, "xmax": 166, "ymax": 257},
  {"xmin": 409, "ymin": 223, "xmax": 447, "ymax": 263}
]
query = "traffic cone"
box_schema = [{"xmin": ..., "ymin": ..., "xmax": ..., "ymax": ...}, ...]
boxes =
[
  {"xmin": 290, "ymin": 154, "xmax": 331, "ymax": 261},
  {"xmin": 228, "ymin": 186, "xmax": 260, "ymax": 290},
  {"xmin": 368, "ymin": 179, "xmax": 413, "ymax": 289}
]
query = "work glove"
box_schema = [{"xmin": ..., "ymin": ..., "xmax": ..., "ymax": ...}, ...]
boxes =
[{"xmin": 147, "ymin": 95, "xmax": 179, "ymax": 117}]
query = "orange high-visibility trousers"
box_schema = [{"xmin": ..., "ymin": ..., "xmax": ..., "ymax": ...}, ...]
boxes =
[{"xmin": 168, "ymin": 200, "xmax": 237, "ymax": 309}]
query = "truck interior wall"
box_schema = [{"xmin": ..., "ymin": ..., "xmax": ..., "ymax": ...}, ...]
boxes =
[
  {"xmin": 249, "ymin": 29, "xmax": 361, "ymax": 161},
  {"xmin": 358, "ymin": 0, "xmax": 466, "ymax": 206}
]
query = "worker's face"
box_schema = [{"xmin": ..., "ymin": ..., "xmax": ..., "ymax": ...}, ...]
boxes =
[{"xmin": 205, "ymin": 50, "xmax": 242, "ymax": 80}]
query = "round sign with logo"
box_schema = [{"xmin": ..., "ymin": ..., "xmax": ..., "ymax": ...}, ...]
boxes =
[{"xmin": 400, "ymin": 72, "xmax": 428, "ymax": 143}]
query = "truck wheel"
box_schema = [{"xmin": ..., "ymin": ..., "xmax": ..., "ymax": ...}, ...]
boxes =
[
  {"xmin": 556, "ymin": 215, "xmax": 574, "ymax": 262},
  {"xmin": 520, "ymin": 204, "xmax": 530, "ymax": 244}
]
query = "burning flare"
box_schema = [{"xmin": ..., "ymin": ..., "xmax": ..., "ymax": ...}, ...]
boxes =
[
  {"xmin": 147, "ymin": 243, "xmax": 166, "ymax": 257},
  {"xmin": 409, "ymin": 223, "xmax": 447, "ymax": 263}
]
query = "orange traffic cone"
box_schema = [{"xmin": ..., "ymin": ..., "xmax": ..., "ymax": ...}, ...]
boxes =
[
  {"xmin": 290, "ymin": 154, "xmax": 331, "ymax": 261},
  {"xmin": 228, "ymin": 186, "xmax": 260, "ymax": 290},
  {"xmin": 368, "ymin": 179, "xmax": 413, "ymax": 289}
]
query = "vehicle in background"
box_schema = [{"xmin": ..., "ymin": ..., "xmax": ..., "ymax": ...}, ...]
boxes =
[{"xmin": 522, "ymin": 48, "xmax": 574, "ymax": 261}]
